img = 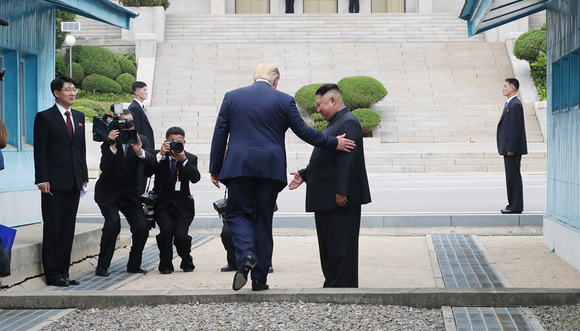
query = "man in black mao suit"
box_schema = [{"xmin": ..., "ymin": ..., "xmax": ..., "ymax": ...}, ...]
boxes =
[
  {"xmin": 144, "ymin": 126, "xmax": 201, "ymax": 274},
  {"xmin": 210, "ymin": 64, "xmax": 355, "ymax": 291},
  {"xmin": 128, "ymin": 81, "xmax": 154, "ymax": 194},
  {"xmin": 497, "ymin": 78, "xmax": 527, "ymax": 214},
  {"xmin": 34, "ymin": 76, "xmax": 88, "ymax": 287},
  {"xmin": 94, "ymin": 110, "xmax": 155, "ymax": 277},
  {"xmin": 290, "ymin": 84, "xmax": 371, "ymax": 288}
]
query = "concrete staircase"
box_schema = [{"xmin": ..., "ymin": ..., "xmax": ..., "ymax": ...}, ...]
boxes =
[{"xmin": 146, "ymin": 13, "xmax": 545, "ymax": 173}]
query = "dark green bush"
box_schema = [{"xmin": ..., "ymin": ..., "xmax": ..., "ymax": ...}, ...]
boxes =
[
  {"xmin": 338, "ymin": 76, "xmax": 387, "ymax": 110},
  {"xmin": 530, "ymin": 53, "xmax": 547, "ymax": 101},
  {"xmin": 116, "ymin": 73, "xmax": 136, "ymax": 94},
  {"xmin": 55, "ymin": 54, "xmax": 67, "ymax": 78},
  {"xmin": 352, "ymin": 108, "xmax": 381, "ymax": 136},
  {"xmin": 75, "ymin": 106, "xmax": 98, "ymax": 122},
  {"xmin": 64, "ymin": 45, "xmax": 85, "ymax": 64},
  {"xmin": 313, "ymin": 121, "xmax": 328, "ymax": 132},
  {"xmin": 311, "ymin": 112, "xmax": 323, "ymax": 122},
  {"xmin": 75, "ymin": 99, "xmax": 107, "ymax": 116},
  {"xmin": 78, "ymin": 46, "xmax": 121, "ymax": 80},
  {"xmin": 120, "ymin": 0, "xmax": 170, "ymax": 9},
  {"xmin": 65, "ymin": 63, "xmax": 85, "ymax": 86},
  {"xmin": 117, "ymin": 54, "xmax": 137, "ymax": 76},
  {"xmin": 295, "ymin": 83, "xmax": 327, "ymax": 113},
  {"xmin": 82, "ymin": 74, "xmax": 122, "ymax": 93},
  {"xmin": 513, "ymin": 29, "xmax": 546, "ymax": 62},
  {"xmin": 77, "ymin": 90, "xmax": 133, "ymax": 102}
]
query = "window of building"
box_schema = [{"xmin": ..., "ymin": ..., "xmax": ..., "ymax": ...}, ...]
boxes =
[{"xmin": 552, "ymin": 48, "xmax": 580, "ymax": 114}]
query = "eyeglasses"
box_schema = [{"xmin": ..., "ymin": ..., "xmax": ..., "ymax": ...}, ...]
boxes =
[{"xmin": 61, "ymin": 88, "xmax": 79, "ymax": 94}]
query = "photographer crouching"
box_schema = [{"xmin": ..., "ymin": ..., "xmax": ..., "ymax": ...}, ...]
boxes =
[
  {"xmin": 144, "ymin": 127, "xmax": 200, "ymax": 274},
  {"xmin": 93, "ymin": 109, "xmax": 155, "ymax": 277}
]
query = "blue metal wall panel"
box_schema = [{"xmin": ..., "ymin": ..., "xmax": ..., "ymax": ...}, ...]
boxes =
[{"xmin": 546, "ymin": 0, "xmax": 580, "ymax": 231}]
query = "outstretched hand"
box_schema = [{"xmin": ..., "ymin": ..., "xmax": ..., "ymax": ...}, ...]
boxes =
[
  {"xmin": 288, "ymin": 172, "xmax": 304, "ymax": 190},
  {"xmin": 211, "ymin": 173, "xmax": 220, "ymax": 188},
  {"xmin": 336, "ymin": 134, "xmax": 355, "ymax": 152}
]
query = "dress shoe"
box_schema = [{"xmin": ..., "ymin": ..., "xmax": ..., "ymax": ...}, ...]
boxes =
[
  {"xmin": 252, "ymin": 280, "xmax": 269, "ymax": 291},
  {"xmin": 221, "ymin": 265, "xmax": 236, "ymax": 272},
  {"xmin": 95, "ymin": 267, "xmax": 110, "ymax": 277},
  {"xmin": 159, "ymin": 269, "xmax": 172, "ymax": 274},
  {"xmin": 47, "ymin": 278, "xmax": 69, "ymax": 287},
  {"xmin": 127, "ymin": 267, "xmax": 148, "ymax": 274},
  {"xmin": 232, "ymin": 255, "xmax": 257, "ymax": 291},
  {"xmin": 65, "ymin": 278, "xmax": 80, "ymax": 285},
  {"xmin": 182, "ymin": 267, "xmax": 195, "ymax": 272},
  {"xmin": 501, "ymin": 208, "xmax": 522, "ymax": 214}
]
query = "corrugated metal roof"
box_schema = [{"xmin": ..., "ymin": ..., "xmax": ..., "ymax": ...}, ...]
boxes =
[
  {"xmin": 459, "ymin": 0, "xmax": 549, "ymax": 36},
  {"xmin": 43, "ymin": 0, "xmax": 138, "ymax": 29}
]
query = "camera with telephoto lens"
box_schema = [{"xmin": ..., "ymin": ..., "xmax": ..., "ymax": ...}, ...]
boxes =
[
  {"xmin": 166, "ymin": 138, "xmax": 184, "ymax": 156},
  {"xmin": 93, "ymin": 108, "xmax": 137, "ymax": 144},
  {"xmin": 140, "ymin": 191, "xmax": 159, "ymax": 229}
]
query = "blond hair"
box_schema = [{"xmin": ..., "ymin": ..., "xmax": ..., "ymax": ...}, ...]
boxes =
[{"xmin": 253, "ymin": 63, "xmax": 280, "ymax": 84}]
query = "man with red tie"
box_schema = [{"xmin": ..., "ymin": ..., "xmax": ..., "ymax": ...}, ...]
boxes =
[{"xmin": 34, "ymin": 76, "xmax": 88, "ymax": 287}]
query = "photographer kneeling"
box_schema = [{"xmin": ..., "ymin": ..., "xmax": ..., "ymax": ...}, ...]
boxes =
[
  {"xmin": 144, "ymin": 126, "xmax": 200, "ymax": 274},
  {"xmin": 94, "ymin": 109, "xmax": 155, "ymax": 277}
]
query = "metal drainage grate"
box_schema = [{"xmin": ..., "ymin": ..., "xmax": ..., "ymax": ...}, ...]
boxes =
[
  {"xmin": 0, "ymin": 309, "xmax": 67, "ymax": 331},
  {"xmin": 452, "ymin": 307, "xmax": 533, "ymax": 331}
]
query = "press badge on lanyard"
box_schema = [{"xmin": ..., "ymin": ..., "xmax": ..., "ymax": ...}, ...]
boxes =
[{"xmin": 172, "ymin": 160, "xmax": 181, "ymax": 191}]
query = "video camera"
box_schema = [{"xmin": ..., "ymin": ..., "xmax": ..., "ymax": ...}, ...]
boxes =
[{"xmin": 93, "ymin": 104, "xmax": 137, "ymax": 144}]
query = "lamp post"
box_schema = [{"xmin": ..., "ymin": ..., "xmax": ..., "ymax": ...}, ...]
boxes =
[{"xmin": 64, "ymin": 35, "xmax": 76, "ymax": 79}]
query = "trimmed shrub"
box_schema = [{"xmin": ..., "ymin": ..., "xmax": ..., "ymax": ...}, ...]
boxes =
[
  {"xmin": 311, "ymin": 112, "xmax": 323, "ymax": 122},
  {"xmin": 352, "ymin": 108, "xmax": 381, "ymax": 136},
  {"xmin": 76, "ymin": 90, "xmax": 133, "ymax": 102},
  {"xmin": 55, "ymin": 55, "xmax": 67, "ymax": 78},
  {"xmin": 295, "ymin": 83, "xmax": 327, "ymax": 113},
  {"xmin": 78, "ymin": 46, "xmax": 121, "ymax": 80},
  {"xmin": 338, "ymin": 76, "xmax": 387, "ymax": 110},
  {"xmin": 75, "ymin": 106, "xmax": 98, "ymax": 123},
  {"xmin": 82, "ymin": 74, "xmax": 122, "ymax": 93},
  {"xmin": 120, "ymin": 0, "xmax": 170, "ymax": 10},
  {"xmin": 117, "ymin": 54, "xmax": 137, "ymax": 76},
  {"xmin": 310, "ymin": 112, "xmax": 328, "ymax": 131},
  {"xmin": 513, "ymin": 29, "xmax": 546, "ymax": 62},
  {"xmin": 530, "ymin": 53, "xmax": 547, "ymax": 101},
  {"xmin": 116, "ymin": 73, "xmax": 136, "ymax": 94},
  {"xmin": 75, "ymin": 99, "xmax": 107, "ymax": 116},
  {"xmin": 65, "ymin": 62, "xmax": 85, "ymax": 86}
]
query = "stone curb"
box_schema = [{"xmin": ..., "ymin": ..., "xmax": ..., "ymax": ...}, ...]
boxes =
[{"xmin": 1, "ymin": 288, "xmax": 579, "ymax": 310}]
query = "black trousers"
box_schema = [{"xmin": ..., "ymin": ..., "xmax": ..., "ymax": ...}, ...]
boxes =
[
  {"xmin": 225, "ymin": 177, "xmax": 280, "ymax": 284},
  {"xmin": 41, "ymin": 189, "xmax": 80, "ymax": 282},
  {"xmin": 220, "ymin": 219, "xmax": 237, "ymax": 269},
  {"xmin": 348, "ymin": 0, "xmax": 359, "ymax": 13},
  {"xmin": 97, "ymin": 194, "xmax": 149, "ymax": 270},
  {"xmin": 155, "ymin": 204, "xmax": 194, "ymax": 272},
  {"xmin": 503, "ymin": 154, "xmax": 523, "ymax": 212},
  {"xmin": 285, "ymin": 0, "xmax": 295, "ymax": 13},
  {"xmin": 315, "ymin": 206, "xmax": 361, "ymax": 288}
]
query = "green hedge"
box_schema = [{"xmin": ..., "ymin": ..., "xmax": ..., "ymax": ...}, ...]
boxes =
[
  {"xmin": 55, "ymin": 55, "xmax": 67, "ymax": 78},
  {"xmin": 75, "ymin": 106, "xmax": 98, "ymax": 123},
  {"xmin": 82, "ymin": 74, "xmax": 122, "ymax": 93},
  {"xmin": 338, "ymin": 76, "xmax": 387, "ymax": 110},
  {"xmin": 352, "ymin": 108, "xmax": 381, "ymax": 136},
  {"xmin": 75, "ymin": 99, "xmax": 107, "ymax": 116},
  {"xmin": 116, "ymin": 73, "xmax": 136, "ymax": 94},
  {"xmin": 120, "ymin": 0, "xmax": 170, "ymax": 9},
  {"xmin": 295, "ymin": 83, "xmax": 327, "ymax": 113},
  {"xmin": 79, "ymin": 46, "xmax": 121, "ymax": 80},
  {"xmin": 117, "ymin": 54, "xmax": 137, "ymax": 76},
  {"xmin": 66, "ymin": 63, "xmax": 85, "ymax": 86},
  {"xmin": 513, "ymin": 29, "xmax": 546, "ymax": 63},
  {"xmin": 530, "ymin": 53, "xmax": 547, "ymax": 101}
]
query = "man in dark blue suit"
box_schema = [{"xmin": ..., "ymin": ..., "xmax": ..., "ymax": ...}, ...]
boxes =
[
  {"xmin": 210, "ymin": 63, "xmax": 355, "ymax": 291},
  {"xmin": 128, "ymin": 81, "xmax": 154, "ymax": 194},
  {"xmin": 497, "ymin": 78, "xmax": 527, "ymax": 214},
  {"xmin": 34, "ymin": 76, "xmax": 88, "ymax": 287}
]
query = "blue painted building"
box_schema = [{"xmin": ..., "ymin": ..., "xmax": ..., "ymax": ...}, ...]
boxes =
[
  {"xmin": 0, "ymin": 0, "xmax": 136, "ymax": 226},
  {"xmin": 461, "ymin": 0, "xmax": 580, "ymax": 270}
]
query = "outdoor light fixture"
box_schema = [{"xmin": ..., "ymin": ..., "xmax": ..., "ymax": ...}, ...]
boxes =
[{"xmin": 64, "ymin": 35, "xmax": 76, "ymax": 78}]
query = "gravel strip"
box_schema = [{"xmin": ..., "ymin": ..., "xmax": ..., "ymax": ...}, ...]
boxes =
[
  {"xmin": 41, "ymin": 302, "xmax": 445, "ymax": 330},
  {"xmin": 530, "ymin": 304, "xmax": 580, "ymax": 331}
]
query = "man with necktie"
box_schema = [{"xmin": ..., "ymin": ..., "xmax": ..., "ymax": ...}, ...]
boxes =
[
  {"xmin": 128, "ymin": 81, "xmax": 154, "ymax": 194},
  {"xmin": 34, "ymin": 76, "xmax": 88, "ymax": 287}
]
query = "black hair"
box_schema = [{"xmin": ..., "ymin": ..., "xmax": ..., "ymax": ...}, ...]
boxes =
[
  {"xmin": 122, "ymin": 109, "xmax": 134, "ymax": 116},
  {"xmin": 166, "ymin": 126, "xmax": 185, "ymax": 139},
  {"xmin": 315, "ymin": 83, "xmax": 341, "ymax": 97},
  {"xmin": 132, "ymin": 81, "xmax": 147, "ymax": 93},
  {"xmin": 505, "ymin": 78, "xmax": 519, "ymax": 91},
  {"xmin": 50, "ymin": 76, "xmax": 75, "ymax": 95}
]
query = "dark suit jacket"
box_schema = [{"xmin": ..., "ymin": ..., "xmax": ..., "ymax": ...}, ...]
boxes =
[
  {"xmin": 299, "ymin": 108, "xmax": 371, "ymax": 213},
  {"xmin": 497, "ymin": 96, "xmax": 527, "ymax": 156},
  {"xmin": 34, "ymin": 105, "xmax": 88, "ymax": 191},
  {"xmin": 209, "ymin": 81, "xmax": 338, "ymax": 188},
  {"xmin": 94, "ymin": 134, "xmax": 155, "ymax": 206},
  {"xmin": 128, "ymin": 100, "xmax": 155, "ymax": 148},
  {"xmin": 144, "ymin": 151, "xmax": 201, "ymax": 224}
]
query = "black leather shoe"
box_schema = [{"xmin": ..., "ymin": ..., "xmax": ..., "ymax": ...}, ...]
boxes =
[
  {"xmin": 221, "ymin": 265, "xmax": 236, "ymax": 272},
  {"xmin": 47, "ymin": 278, "xmax": 69, "ymax": 287},
  {"xmin": 252, "ymin": 280, "xmax": 269, "ymax": 291},
  {"xmin": 95, "ymin": 267, "xmax": 110, "ymax": 277},
  {"xmin": 182, "ymin": 267, "xmax": 195, "ymax": 272},
  {"xmin": 159, "ymin": 269, "xmax": 172, "ymax": 274},
  {"xmin": 501, "ymin": 209, "xmax": 522, "ymax": 214},
  {"xmin": 65, "ymin": 278, "xmax": 80, "ymax": 285},
  {"xmin": 232, "ymin": 255, "xmax": 257, "ymax": 291},
  {"xmin": 127, "ymin": 268, "xmax": 148, "ymax": 274}
]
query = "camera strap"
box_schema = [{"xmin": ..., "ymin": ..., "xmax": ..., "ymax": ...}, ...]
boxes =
[{"xmin": 146, "ymin": 176, "xmax": 153, "ymax": 193}]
